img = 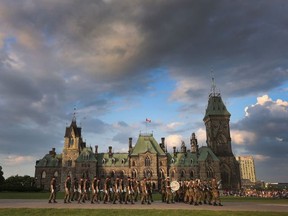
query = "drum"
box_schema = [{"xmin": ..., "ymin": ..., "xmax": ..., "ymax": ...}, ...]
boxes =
[{"xmin": 170, "ymin": 181, "xmax": 180, "ymax": 192}]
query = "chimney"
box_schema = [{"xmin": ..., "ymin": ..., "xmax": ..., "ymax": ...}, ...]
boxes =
[
  {"xmin": 49, "ymin": 148, "xmax": 56, "ymax": 157},
  {"xmin": 173, "ymin": 146, "xmax": 176, "ymax": 157},
  {"xmin": 108, "ymin": 146, "xmax": 113, "ymax": 157},
  {"xmin": 160, "ymin": 137, "xmax": 165, "ymax": 151},
  {"xmin": 95, "ymin": 145, "xmax": 98, "ymax": 154},
  {"xmin": 129, "ymin": 137, "xmax": 133, "ymax": 149}
]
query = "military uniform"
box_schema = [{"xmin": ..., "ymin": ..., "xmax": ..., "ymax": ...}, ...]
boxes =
[
  {"xmin": 64, "ymin": 176, "xmax": 71, "ymax": 203},
  {"xmin": 165, "ymin": 177, "xmax": 173, "ymax": 204},
  {"xmin": 71, "ymin": 177, "xmax": 79, "ymax": 201},
  {"xmin": 48, "ymin": 177, "xmax": 57, "ymax": 203},
  {"xmin": 91, "ymin": 176, "xmax": 100, "ymax": 204},
  {"xmin": 103, "ymin": 177, "xmax": 111, "ymax": 203},
  {"xmin": 211, "ymin": 178, "xmax": 223, "ymax": 206}
]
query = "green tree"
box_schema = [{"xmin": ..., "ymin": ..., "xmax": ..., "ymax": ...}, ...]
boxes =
[{"xmin": 0, "ymin": 166, "xmax": 5, "ymax": 185}]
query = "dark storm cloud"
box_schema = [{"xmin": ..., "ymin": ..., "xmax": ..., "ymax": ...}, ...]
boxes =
[{"xmin": 231, "ymin": 96, "xmax": 288, "ymax": 181}]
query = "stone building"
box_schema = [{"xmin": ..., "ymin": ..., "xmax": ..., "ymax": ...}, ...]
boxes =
[{"xmin": 35, "ymin": 85, "xmax": 241, "ymax": 191}]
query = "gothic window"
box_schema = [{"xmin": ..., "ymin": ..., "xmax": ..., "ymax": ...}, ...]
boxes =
[
  {"xmin": 159, "ymin": 169, "xmax": 165, "ymax": 179},
  {"xmin": 69, "ymin": 138, "xmax": 74, "ymax": 147},
  {"xmin": 122, "ymin": 159, "xmax": 125, "ymax": 164},
  {"xmin": 144, "ymin": 169, "xmax": 152, "ymax": 178},
  {"xmin": 207, "ymin": 167, "xmax": 214, "ymax": 178},
  {"xmin": 132, "ymin": 169, "xmax": 137, "ymax": 178},
  {"xmin": 145, "ymin": 156, "xmax": 151, "ymax": 167},
  {"xmin": 67, "ymin": 159, "xmax": 72, "ymax": 167},
  {"xmin": 54, "ymin": 171, "xmax": 58, "ymax": 177},
  {"xmin": 120, "ymin": 170, "xmax": 125, "ymax": 178},
  {"xmin": 190, "ymin": 170, "xmax": 194, "ymax": 178},
  {"xmin": 41, "ymin": 171, "xmax": 46, "ymax": 179},
  {"xmin": 170, "ymin": 170, "xmax": 175, "ymax": 178},
  {"xmin": 132, "ymin": 161, "xmax": 136, "ymax": 166},
  {"xmin": 111, "ymin": 170, "xmax": 115, "ymax": 178},
  {"xmin": 180, "ymin": 170, "xmax": 185, "ymax": 178},
  {"xmin": 159, "ymin": 161, "xmax": 163, "ymax": 166},
  {"xmin": 112, "ymin": 158, "xmax": 116, "ymax": 164}
]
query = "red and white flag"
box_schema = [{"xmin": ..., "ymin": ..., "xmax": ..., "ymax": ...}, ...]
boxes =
[{"xmin": 146, "ymin": 118, "xmax": 151, "ymax": 123}]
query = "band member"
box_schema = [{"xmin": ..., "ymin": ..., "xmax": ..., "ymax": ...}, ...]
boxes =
[
  {"xmin": 71, "ymin": 177, "xmax": 79, "ymax": 201},
  {"xmin": 140, "ymin": 177, "xmax": 150, "ymax": 204},
  {"xmin": 133, "ymin": 178, "xmax": 140, "ymax": 202},
  {"xmin": 113, "ymin": 177, "xmax": 123, "ymax": 204},
  {"xmin": 77, "ymin": 178, "xmax": 85, "ymax": 203},
  {"xmin": 48, "ymin": 176, "xmax": 57, "ymax": 203},
  {"xmin": 91, "ymin": 176, "xmax": 100, "ymax": 204},
  {"xmin": 64, "ymin": 175, "xmax": 71, "ymax": 203},
  {"xmin": 160, "ymin": 178, "xmax": 166, "ymax": 202},
  {"xmin": 125, "ymin": 177, "xmax": 134, "ymax": 204},
  {"xmin": 103, "ymin": 177, "xmax": 111, "ymax": 204},
  {"xmin": 211, "ymin": 178, "xmax": 223, "ymax": 206},
  {"xmin": 188, "ymin": 180, "xmax": 194, "ymax": 205},
  {"xmin": 165, "ymin": 177, "xmax": 173, "ymax": 204},
  {"xmin": 147, "ymin": 178, "xmax": 153, "ymax": 202}
]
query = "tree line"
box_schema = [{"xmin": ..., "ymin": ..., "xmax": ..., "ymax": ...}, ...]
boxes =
[{"xmin": 0, "ymin": 165, "xmax": 41, "ymax": 192}]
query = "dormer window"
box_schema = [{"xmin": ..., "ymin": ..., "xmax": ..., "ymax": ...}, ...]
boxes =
[
  {"xmin": 171, "ymin": 158, "xmax": 175, "ymax": 164},
  {"xmin": 102, "ymin": 158, "xmax": 106, "ymax": 164},
  {"xmin": 112, "ymin": 158, "xmax": 116, "ymax": 164},
  {"xmin": 121, "ymin": 159, "xmax": 125, "ymax": 164}
]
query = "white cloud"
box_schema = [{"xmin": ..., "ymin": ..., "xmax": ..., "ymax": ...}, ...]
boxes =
[
  {"xmin": 165, "ymin": 134, "xmax": 183, "ymax": 151},
  {"xmin": 2, "ymin": 154, "xmax": 35, "ymax": 166},
  {"xmin": 253, "ymin": 154, "xmax": 270, "ymax": 162},
  {"xmin": 166, "ymin": 122, "xmax": 184, "ymax": 130},
  {"xmin": 231, "ymin": 130, "xmax": 256, "ymax": 145}
]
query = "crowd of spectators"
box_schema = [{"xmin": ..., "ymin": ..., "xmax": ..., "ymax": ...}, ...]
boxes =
[{"xmin": 221, "ymin": 189, "xmax": 288, "ymax": 199}]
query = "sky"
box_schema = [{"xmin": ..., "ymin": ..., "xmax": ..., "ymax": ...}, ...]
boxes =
[{"xmin": 0, "ymin": 0, "xmax": 287, "ymax": 183}]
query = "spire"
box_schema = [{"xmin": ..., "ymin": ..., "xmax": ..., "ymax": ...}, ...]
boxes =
[
  {"xmin": 72, "ymin": 106, "xmax": 77, "ymax": 123},
  {"xmin": 209, "ymin": 73, "xmax": 220, "ymax": 98}
]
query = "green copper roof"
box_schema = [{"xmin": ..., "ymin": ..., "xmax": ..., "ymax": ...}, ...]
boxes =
[
  {"xmin": 36, "ymin": 154, "xmax": 61, "ymax": 167},
  {"xmin": 76, "ymin": 147, "xmax": 97, "ymax": 162},
  {"xmin": 198, "ymin": 146, "xmax": 219, "ymax": 161},
  {"xmin": 204, "ymin": 95, "xmax": 230, "ymax": 119},
  {"xmin": 130, "ymin": 134, "xmax": 166, "ymax": 156},
  {"xmin": 168, "ymin": 152, "xmax": 198, "ymax": 167},
  {"xmin": 96, "ymin": 153, "xmax": 129, "ymax": 166}
]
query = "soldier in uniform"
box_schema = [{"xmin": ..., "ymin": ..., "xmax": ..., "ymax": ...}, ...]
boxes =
[
  {"xmin": 160, "ymin": 178, "xmax": 166, "ymax": 202},
  {"xmin": 77, "ymin": 177, "xmax": 85, "ymax": 203},
  {"xmin": 203, "ymin": 180, "xmax": 212, "ymax": 205},
  {"xmin": 125, "ymin": 177, "xmax": 134, "ymax": 204},
  {"xmin": 165, "ymin": 177, "xmax": 173, "ymax": 204},
  {"xmin": 147, "ymin": 178, "xmax": 153, "ymax": 202},
  {"xmin": 48, "ymin": 176, "xmax": 57, "ymax": 203},
  {"xmin": 64, "ymin": 175, "xmax": 71, "ymax": 203},
  {"xmin": 140, "ymin": 177, "xmax": 150, "ymax": 204},
  {"xmin": 211, "ymin": 178, "xmax": 223, "ymax": 206},
  {"xmin": 71, "ymin": 177, "xmax": 79, "ymax": 201},
  {"xmin": 91, "ymin": 176, "xmax": 100, "ymax": 204},
  {"xmin": 113, "ymin": 177, "xmax": 123, "ymax": 204},
  {"xmin": 103, "ymin": 177, "xmax": 111, "ymax": 204},
  {"xmin": 133, "ymin": 178, "xmax": 140, "ymax": 202}
]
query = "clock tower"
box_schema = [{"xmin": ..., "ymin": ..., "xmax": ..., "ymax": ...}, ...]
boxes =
[{"xmin": 203, "ymin": 78, "xmax": 241, "ymax": 189}]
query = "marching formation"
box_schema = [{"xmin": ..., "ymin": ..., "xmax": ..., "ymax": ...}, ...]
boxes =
[{"xmin": 48, "ymin": 175, "xmax": 223, "ymax": 206}]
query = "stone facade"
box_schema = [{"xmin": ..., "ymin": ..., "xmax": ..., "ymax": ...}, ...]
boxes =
[{"xmin": 35, "ymin": 90, "xmax": 241, "ymax": 191}]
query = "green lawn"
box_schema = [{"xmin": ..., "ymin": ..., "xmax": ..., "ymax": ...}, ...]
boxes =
[
  {"xmin": 0, "ymin": 209, "xmax": 287, "ymax": 216},
  {"xmin": 0, "ymin": 192, "xmax": 287, "ymax": 204}
]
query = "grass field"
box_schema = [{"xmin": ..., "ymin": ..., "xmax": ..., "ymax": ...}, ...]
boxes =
[
  {"xmin": 0, "ymin": 192, "xmax": 288, "ymax": 204},
  {"xmin": 0, "ymin": 209, "xmax": 287, "ymax": 216}
]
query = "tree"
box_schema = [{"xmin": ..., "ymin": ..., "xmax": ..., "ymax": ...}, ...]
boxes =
[{"xmin": 0, "ymin": 166, "xmax": 5, "ymax": 185}]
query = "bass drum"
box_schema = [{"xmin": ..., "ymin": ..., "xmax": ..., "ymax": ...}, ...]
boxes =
[{"xmin": 170, "ymin": 181, "xmax": 180, "ymax": 192}]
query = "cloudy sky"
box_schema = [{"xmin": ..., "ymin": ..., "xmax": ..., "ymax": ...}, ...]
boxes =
[{"xmin": 0, "ymin": 0, "xmax": 287, "ymax": 182}]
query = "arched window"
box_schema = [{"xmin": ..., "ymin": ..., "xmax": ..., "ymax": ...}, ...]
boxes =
[
  {"xmin": 190, "ymin": 170, "xmax": 194, "ymax": 178},
  {"xmin": 145, "ymin": 156, "xmax": 151, "ymax": 166},
  {"xmin": 41, "ymin": 171, "xmax": 46, "ymax": 179},
  {"xmin": 159, "ymin": 169, "xmax": 165, "ymax": 179},
  {"xmin": 207, "ymin": 167, "xmax": 214, "ymax": 178},
  {"xmin": 111, "ymin": 170, "xmax": 115, "ymax": 178},
  {"xmin": 131, "ymin": 169, "xmax": 137, "ymax": 178},
  {"xmin": 132, "ymin": 161, "xmax": 136, "ymax": 166},
  {"xmin": 170, "ymin": 170, "xmax": 175, "ymax": 178},
  {"xmin": 112, "ymin": 158, "xmax": 116, "ymax": 164},
  {"xmin": 69, "ymin": 138, "xmax": 74, "ymax": 147},
  {"xmin": 122, "ymin": 159, "xmax": 125, "ymax": 164},
  {"xmin": 181, "ymin": 170, "xmax": 185, "ymax": 178},
  {"xmin": 144, "ymin": 169, "xmax": 152, "ymax": 178},
  {"xmin": 67, "ymin": 159, "xmax": 72, "ymax": 167},
  {"xmin": 54, "ymin": 171, "xmax": 58, "ymax": 177}
]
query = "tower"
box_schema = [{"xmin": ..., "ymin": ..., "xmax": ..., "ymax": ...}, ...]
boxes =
[{"xmin": 203, "ymin": 78, "xmax": 241, "ymax": 189}]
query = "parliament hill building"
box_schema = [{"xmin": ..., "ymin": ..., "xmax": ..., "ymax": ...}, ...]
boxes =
[{"xmin": 35, "ymin": 87, "xmax": 241, "ymax": 191}]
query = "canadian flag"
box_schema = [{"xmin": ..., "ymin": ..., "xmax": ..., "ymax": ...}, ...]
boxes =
[{"xmin": 146, "ymin": 118, "xmax": 151, "ymax": 123}]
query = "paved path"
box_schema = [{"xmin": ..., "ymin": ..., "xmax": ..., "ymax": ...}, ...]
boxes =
[{"xmin": 0, "ymin": 200, "xmax": 288, "ymax": 212}]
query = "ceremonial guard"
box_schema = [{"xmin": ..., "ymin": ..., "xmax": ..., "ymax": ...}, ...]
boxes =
[
  {"xmin": 48, "ymin": 176, "xmax": 57, "ymax": 203},
  {"xmin": 64, "ymin": 175, "xmax": 71, "ymax": 203},
  {"xmin": 211, "ymin": 178, "xmax": 223, "ymax": 206},
  {"xmin": 77, "ymin": 177, "xmax": 85, "ymax": 203},
  {"xmin": 113, "ymin": 177, "xmax": 123, "ymax": 204},
  {"xmin": 71, "ymin": 177, "xmax": 79, "ymax": 201},
  {"xmin": 165, "ymin": 177, "xmax": 173, "ymax": 204},
  {"xmin": 91, "ymin": 176, "xmax": 100, "ymax": 204},
  {"xmin": 125, "ymin": 177, "xmax": 134, "ymax": 204},
  {"xmin": 103, "ymin": 177, "xmax": 111, "ymax": 204}
]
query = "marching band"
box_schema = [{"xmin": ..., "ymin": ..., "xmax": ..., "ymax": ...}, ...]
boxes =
[{"xmin": 50, "ymin": 175, "xmax": 223, "ymax": 206}]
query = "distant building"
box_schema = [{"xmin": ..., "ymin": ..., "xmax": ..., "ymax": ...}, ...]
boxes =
[
  {"xmin": 35, "ymin": 80, "xmax": 241, "ymax": 191},
  {"xmin": 236, "ymin": 156, "xmax": 256, "ymax": 187}
]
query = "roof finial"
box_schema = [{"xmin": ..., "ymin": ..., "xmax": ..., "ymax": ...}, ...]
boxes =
[
  {"xmin": 72, "ymin": 106, "xmax": 77, "ymax": 122},
  {"xmin": 209, "ymin": 70, "xmax": 220, "ymax": 97}
]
